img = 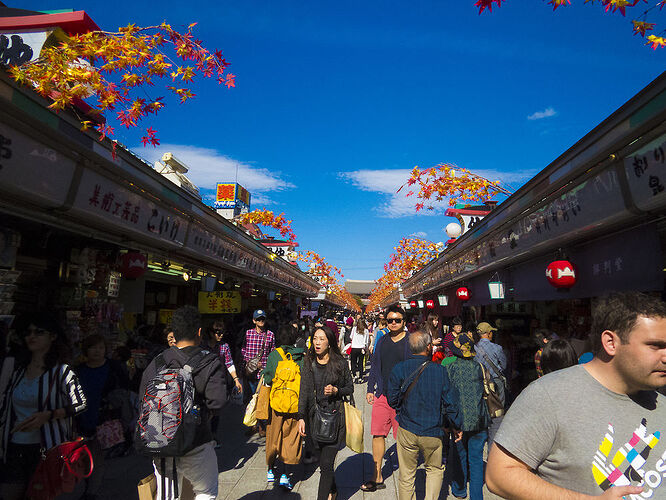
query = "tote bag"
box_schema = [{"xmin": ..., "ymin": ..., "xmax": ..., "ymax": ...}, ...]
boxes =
[{"xmin": 344, "ymin": 401, "xmax": 363, "ymax": 453}]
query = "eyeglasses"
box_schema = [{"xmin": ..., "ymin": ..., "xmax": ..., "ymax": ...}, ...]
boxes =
[{"xmin": 386, "ymin": 318, "xmax": 404, "ymax": 324}]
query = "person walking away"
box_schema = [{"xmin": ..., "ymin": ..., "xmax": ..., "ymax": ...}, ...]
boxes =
[
  {"xmin": 539, "ymin": 338, "xmax": 578, "ymax": 376},
  {"xmin": 387, "ymin": 330, "xmax": 462, "ymax": 500},
  {"xmin": 363, "ymin": 305, "xmax": 412, "ymax": 492},
  {"xmin": 137, "ymin": 306, "xmax": 226, "ymax": 500},
  {"xmin": 241, "ymin": 309, "xmax": 275, "ymax": 436},
  {"xmin": 444, "ymin": 334, "xmax": 490, "ymax": 500},
  {"xmin": 486, "ymin": 291, "xmax": 666, "ymax": 499},
  {"xmin": 371, "ymin": 318, "xmax": 389, "ymax": 355},
  {"xmin": 473, "ymin": 321, "xmax": 507, "ymax": 444},
  {"xmin": 350, "ymin": 317, "xmax": 369, "ymax": 383},
  {"xmin": 0, "ymin": 313, "xmax": 87, "ymax": 500},
  {"xmin": 263, "ymin": 325, "xmax": 305, "ymax": 491},
  {"xmin": 325, "ymin": 314, "xmax": 340, "ymax": 345},
  {"xmin": 213, "ymin": 322, "xmax": 242, "ymax": 445},
  {"xmin": 298, "ymin": 325, "xmax": 353, "ymax": 500}
]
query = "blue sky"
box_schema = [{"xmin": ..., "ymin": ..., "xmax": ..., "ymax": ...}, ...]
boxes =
[{"xmin": 26, "ymin": 1, "xmax": 665, "ymax": 280}]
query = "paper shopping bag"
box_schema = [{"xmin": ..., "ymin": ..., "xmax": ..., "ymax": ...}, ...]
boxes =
[
  {"xmin": 137, "ymin": 474, "xmax": 156, "ymax": 500},
  {"xmin": 344, "ymin": 401, "xmax": 364, "ymax": 453}
]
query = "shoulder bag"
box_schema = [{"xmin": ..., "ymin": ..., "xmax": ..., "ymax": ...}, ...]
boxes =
[
  {"xmin": 397, "ymin": 360, "xmax": 430, "ymax": 408},
  {"xmin": 480, "ymin": 363, "xmax": 504, "ymax": 418},
  {"xmin": 245, "ymin": 331, "xmax": 267, "ymax": 376},
  {"xmin": 310, "ymin": 360, "xmax": 339, "ymax": 444}
]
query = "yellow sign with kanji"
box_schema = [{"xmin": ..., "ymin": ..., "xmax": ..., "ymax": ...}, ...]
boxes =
[
  {"xmin": 159, "ymin": 309, "xmax": 174, "ymax": 326},
  {"xmin": 198, "ymin": 291, "xmax": 241, "ymax": 314}
]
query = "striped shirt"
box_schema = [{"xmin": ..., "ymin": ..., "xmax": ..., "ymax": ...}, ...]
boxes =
[{"xmin": 0, "ymin": 362, "xmax": 87, "ymax": 459}]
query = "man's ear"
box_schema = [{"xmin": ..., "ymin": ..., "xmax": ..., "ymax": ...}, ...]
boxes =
[{"xmin": 600, "ymin": 330, "xmax": 620, "ymax": 356}]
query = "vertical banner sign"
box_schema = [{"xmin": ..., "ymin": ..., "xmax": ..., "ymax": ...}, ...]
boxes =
[{"xmin": 198, "ymin": 291, "xmax": 241, "ymax": 314}]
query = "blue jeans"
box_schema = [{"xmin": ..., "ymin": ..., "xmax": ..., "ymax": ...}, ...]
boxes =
[{"xmin": 448, "ymin": 429, "xmax": 487, "ymax": 500}]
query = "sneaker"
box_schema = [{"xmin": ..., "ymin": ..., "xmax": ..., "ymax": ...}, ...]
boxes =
[
  {"xmin": 267, "ymin": 469, "xmax": 275, "ymax": 483},
  {"xmin": 279, "ymin": 474, "xmax": 294, "ymax": 491}
]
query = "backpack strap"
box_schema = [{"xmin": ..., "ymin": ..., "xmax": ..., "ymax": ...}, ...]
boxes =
[{"xmin": 276, "ymin": 347, "xmax": 286, "ymax": 361}]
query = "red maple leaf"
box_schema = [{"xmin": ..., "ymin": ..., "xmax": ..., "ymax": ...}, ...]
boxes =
[{"xmin": 475, "ymin": 0, "xmax": 505, "ymax": 14}]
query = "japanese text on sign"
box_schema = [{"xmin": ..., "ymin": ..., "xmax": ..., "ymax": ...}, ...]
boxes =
[{"xmin": 198, "ymin": 291, "xmax": 241, "ymax": 314}]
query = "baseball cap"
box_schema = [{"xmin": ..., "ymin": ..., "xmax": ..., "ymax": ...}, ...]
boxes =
[
  {"xmin": 253, "ymin": 309, "xmax": 266, "ymax": 320},
  {"xmin": 477, "ymin": 322, "xmax": 497, "ymax": 334}
]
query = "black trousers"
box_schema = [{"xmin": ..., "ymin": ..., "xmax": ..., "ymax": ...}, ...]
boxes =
[
  {"xmin": 317, "ymin": 444, "xmax": 339, "ymax": 500},
  {"xmin": 350, "ymin": 348, "xmax": 364, "ymax": 378}
]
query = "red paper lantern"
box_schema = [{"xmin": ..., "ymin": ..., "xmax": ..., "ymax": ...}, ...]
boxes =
[
  {"xmin": 546, "ymin": 260, "xmax": 576, "ymax": 288},
  {"xmin": 120, "ymin": 252, "xmax": 147, "ymax": 279},
  {"xmin": 426, "ymin": 299, "xmax": 435, "ymax": 309},
  {"xmin": 410, "ymin": 300, "xmax": 417, "ymax": 308},
  {"xmin": 456, "ymin": 287, "xmax": 470, "ymax": 301}
]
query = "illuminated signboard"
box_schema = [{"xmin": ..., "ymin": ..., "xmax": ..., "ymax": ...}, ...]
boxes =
[{"xmin": 215, "ymin": 183, "xmax": 251, "ymax": 210}]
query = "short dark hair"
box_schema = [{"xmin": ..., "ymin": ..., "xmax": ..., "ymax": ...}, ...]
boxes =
[
  {"xmin": 171, "ymin": 306, "xmax": 201, "ymax": 342},
  {"xmin": 591, "ymin": 291, "xmax": 666, "ymax": 353},
  {"xmin": 540, "ymin": 339, "xmax": 578, "ymax": 375},
  {"xmin": 82, "ymin": 334, "xmax": 106, "ymax": 354},
  {"xmin": 451, "ymin": 317, "xmax": 463, "ymax": 326},
  {"xmin": 386, "ymin": 305, "xmax": 406, "ymax": 318},
  {"xmin": 276, "ymin": 324, "xmax": 298, "ymax": 347}
]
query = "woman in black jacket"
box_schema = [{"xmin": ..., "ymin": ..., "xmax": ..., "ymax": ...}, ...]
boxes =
[{"xmin": 297, "ymin": 325, "xmax": 353, "ymax": 500}]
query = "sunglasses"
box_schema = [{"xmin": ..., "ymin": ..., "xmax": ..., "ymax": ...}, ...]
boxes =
[
  {"xmin": 386, "ymin": 318, "xmax": 404, "ymax": 324},
  {"xmin": 255, "ymin": 317, "xmax": 266, "ymax": 322}
]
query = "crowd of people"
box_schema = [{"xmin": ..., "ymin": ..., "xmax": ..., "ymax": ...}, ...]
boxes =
[{"xmin": 1, "ymin": 290, "xmax": 666, "ymax": 500}]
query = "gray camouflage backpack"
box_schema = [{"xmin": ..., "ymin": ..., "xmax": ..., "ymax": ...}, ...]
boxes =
[{"xmin": 135, "ymin": 350, "xmax": 208, "ymax": 457}]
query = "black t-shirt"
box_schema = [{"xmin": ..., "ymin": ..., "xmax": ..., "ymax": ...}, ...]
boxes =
[{"xmin": 380, "ymin": 334, "xmax": 408, "ymax": 396}]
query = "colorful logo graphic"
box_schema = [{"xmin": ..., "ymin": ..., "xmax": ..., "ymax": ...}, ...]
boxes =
[{"xmin": 592, "ymin": 419, "xmax": 660, "ymax": 491}]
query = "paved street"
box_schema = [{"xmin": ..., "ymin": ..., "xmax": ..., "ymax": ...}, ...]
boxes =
[{"xmin": 75, "ymin": 372, "xmax": 502, "ymax": 500}]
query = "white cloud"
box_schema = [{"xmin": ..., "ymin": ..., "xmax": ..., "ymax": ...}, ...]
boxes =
[
  {"xmin": 410, "ymin": 231, "xmax": 428, "ymax": 238},
  {"xmin": 339, "ymin": 167, "xmax": 538, "ymax": 218},
  {"xmin": 527, "ymin": 107, "xmax": 557, "ymax": 121},
  {"xmin": 132, "ymin": 144, "xmax": 294, "ymax": 205}
]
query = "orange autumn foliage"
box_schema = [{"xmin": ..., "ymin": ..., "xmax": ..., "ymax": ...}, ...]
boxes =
[
  {"xmin": 9, "ymin": 22, "xmax": 234, "ymax": 145},
  {"xmin": 398, "ymin": 163, "xmax": 512, "ymax": 211},
  {"xmin": 236, "ymin": 209, "xmax": 297, "ymax": 242},
  {"xmin": 366, "ymin": 237, "xmax": 442, "ymax": 311}
]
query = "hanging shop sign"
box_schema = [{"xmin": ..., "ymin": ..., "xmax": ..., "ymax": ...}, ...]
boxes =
[
  {"xmin": 426, "ymin": 299, "xmax": 435, "ymax": 309},
  {"xmin": 71, "ymin": 170, "xmax": 187, "ymax": 247},
  {"xmin": 623, "ymin": 136, "xmax": 666, "ymax": 213},
  {"xmin": 456, "ymin": 287, "xmax": 470, "ymax": 301},
  {"xmin": 437, "ymin": 294, "xmax": 448, "ymax": 306},
  {"xmin": 545, "ymin": 260, "xmax": 577, "ymax": 288},
  {"xmin": 198, "ymin": 291, "xmax": 241, "ymax": 314},
  {"xmin": 120, "ymin": 252, "xmax": 147, "ymax": 279}
]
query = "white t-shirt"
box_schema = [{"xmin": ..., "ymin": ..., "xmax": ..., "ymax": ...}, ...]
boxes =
[
  {"xmin": 350, "ymin": 327, "xmax": 368, "ymax": 349},
  {"xmin": 495, "ymin": 364, "xmax": 666, "ymax": 498}
]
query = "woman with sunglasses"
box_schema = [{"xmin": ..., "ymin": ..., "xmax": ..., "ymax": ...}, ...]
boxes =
[{"xmin": 0, "ymin": 313, "xmax": 87, "ymax": 500}]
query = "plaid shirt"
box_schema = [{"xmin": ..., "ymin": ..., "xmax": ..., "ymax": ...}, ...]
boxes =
[
  {"xmin": 241, "ymin": 328, "xmax": 275, "ymax": 380},
  {"xmin": 219, "ymin": 342, "xmax": 236, "ymax": 372}
]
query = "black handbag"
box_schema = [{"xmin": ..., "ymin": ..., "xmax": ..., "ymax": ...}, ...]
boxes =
[{"xmin": 311, "ymin": 403, "xmax": 339, "ymax": 444}]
